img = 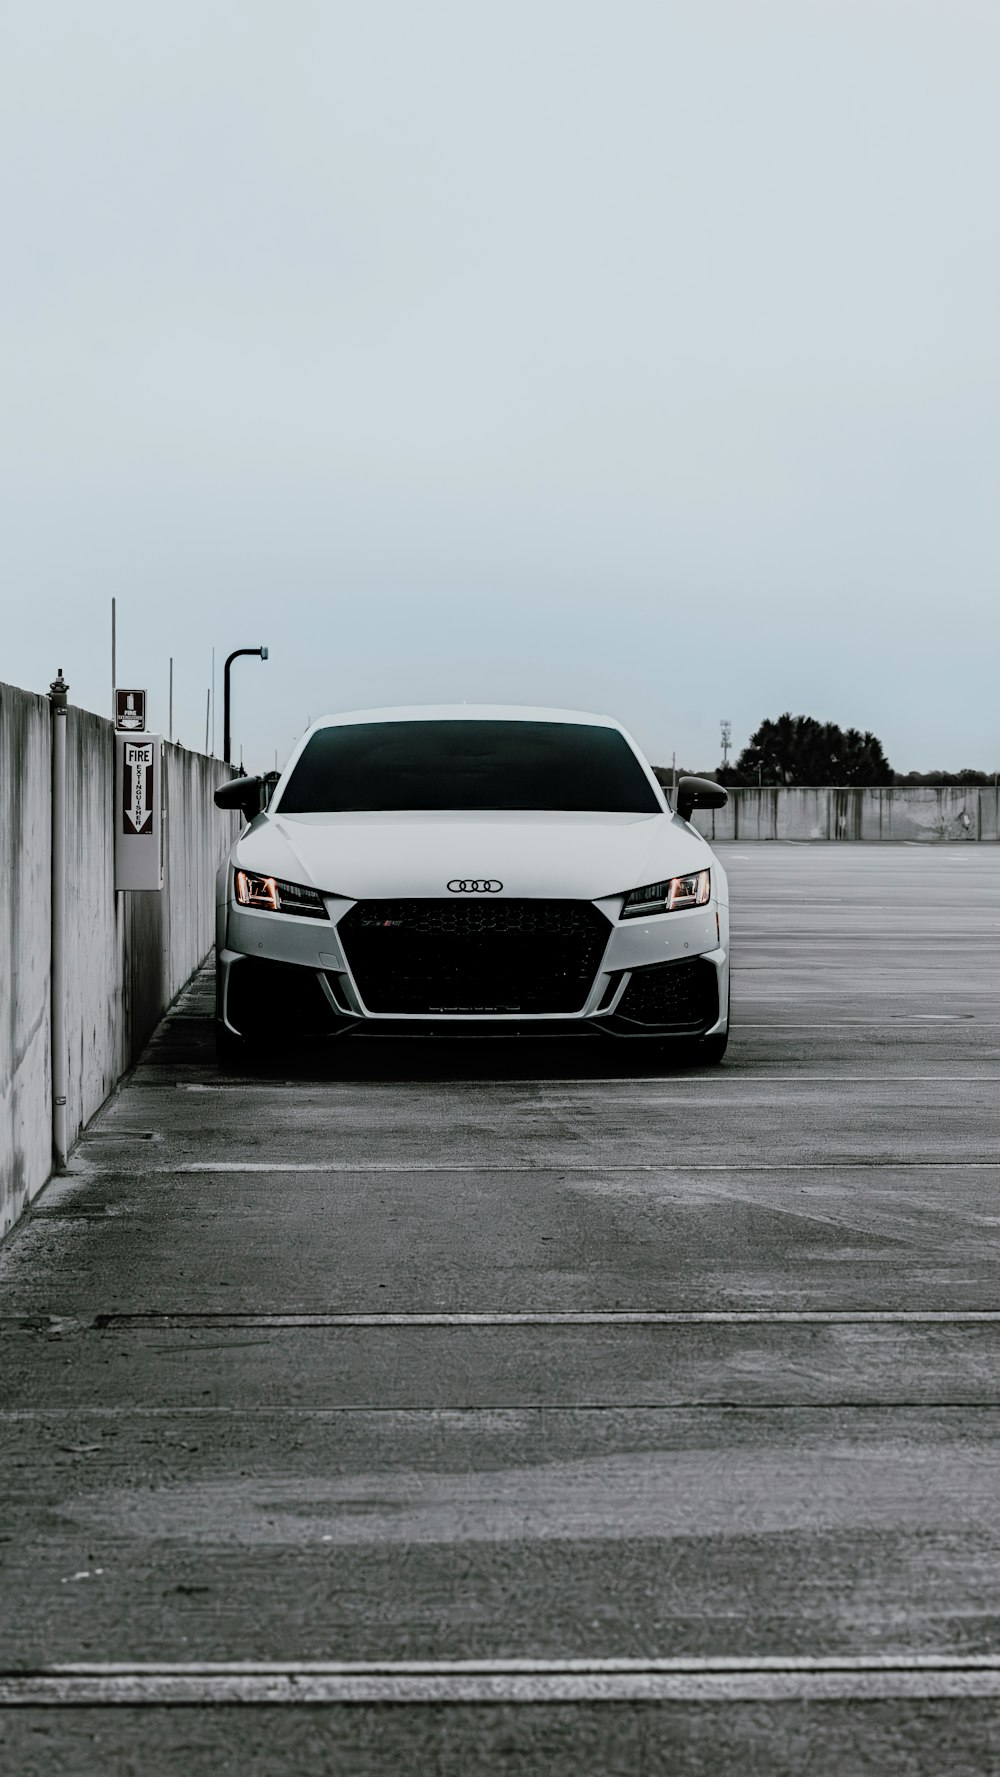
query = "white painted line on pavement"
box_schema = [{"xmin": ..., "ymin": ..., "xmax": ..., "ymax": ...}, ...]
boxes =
[
  {"xmin": 43, "ymin": 1654, "xmax": 1000, "ymax": 1669},
  {"xmin": 85, "ymin": 1309, "xmax": 1000, "ymax": 1328},
  {"xmin": 142, "ymin": 1160, "xmax": 1000, "ymax": 1174},
  {"xmin": 4, "ymin": 1656, "xmax": 1000, "ymax": 1705},
  {"xmin": 170, "ymin": 1076, "xmax": 1000, "ymax": 1089},
  {"xmin": 6, "ymin": 1401, "xmax": 1000, "ymax": 1420}
]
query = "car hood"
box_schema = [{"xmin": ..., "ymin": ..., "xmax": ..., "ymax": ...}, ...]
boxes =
[{"xmin": 234, "ymin": 809, "xmax": 715, "ymax": 902}]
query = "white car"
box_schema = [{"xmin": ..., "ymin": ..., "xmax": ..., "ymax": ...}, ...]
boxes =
[{"xmin": 214, "ymin": 706, "xmax": 730, "ymax": 1063}]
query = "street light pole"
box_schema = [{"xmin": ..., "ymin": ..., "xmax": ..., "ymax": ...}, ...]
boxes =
[{"xmin": 223, "ymin": 646, "xmax": 269, "ymax": 766}]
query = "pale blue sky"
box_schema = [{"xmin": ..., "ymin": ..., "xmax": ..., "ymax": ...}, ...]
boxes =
[{"xmin": 2, "ymin": 1, "xmax": 998, "ymax": 770}]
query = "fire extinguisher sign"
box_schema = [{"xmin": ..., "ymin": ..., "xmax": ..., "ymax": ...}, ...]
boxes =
[
  {"xmin": 114, "ymin": 732, "xmax": 164, "ymax": 890},
  {"xmin": 115, "ymin": 688, "xmax": 147, "ymax": 732},
  {"xmin": 123, "ymin": 741, "xmax": 155, "ymax": 836}
]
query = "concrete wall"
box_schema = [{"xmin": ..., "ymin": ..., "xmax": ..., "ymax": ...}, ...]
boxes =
[
  {"xmin": 1, "ymin": 679, "xmax": 237, "ymax": 1239},
  {"xmin": 0, "ymin": 684, "xmax": 52, "ymax": 1243},
  {"xmin": 694, "ymin": 786, "xmax": 1000, "ymax": 844}
]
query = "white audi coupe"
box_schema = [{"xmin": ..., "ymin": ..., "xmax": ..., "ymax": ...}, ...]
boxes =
[{"xmin": 214, "ymin": 706, "xmax": 730, "ymax": 1063}]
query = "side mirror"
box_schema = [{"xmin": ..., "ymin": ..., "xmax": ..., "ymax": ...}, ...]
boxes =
[
  {"xmin": 214, "ymin": 775, "xmax": 264, "ymax": 821},
  {"xmin": 675, "ymin": 774, "xmax": 728, "ymax": 824}
]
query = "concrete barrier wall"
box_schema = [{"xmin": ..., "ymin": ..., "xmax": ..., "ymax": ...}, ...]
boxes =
[
  {"xmin": 694, "ymin": 786, "xmax": 1000, "ymax": 844},
  {"xmin": 0, "ymin": 684, "xmax": 52, "ymax": 1243},
  {"xmin": 1, "ymin": 680, "xmax": 237, "ymax": 1238}
]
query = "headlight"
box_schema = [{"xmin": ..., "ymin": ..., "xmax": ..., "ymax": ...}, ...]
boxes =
[
  {"xmin": 234, "ymin": 871, "xmax": 329, "ymax": 919},
  {"xmin": 621, "ymin": 869, "xmax": 711, "ymax": 918}
]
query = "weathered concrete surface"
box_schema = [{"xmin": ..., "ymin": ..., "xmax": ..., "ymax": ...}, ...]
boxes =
[
  {"xmin": 61, "ymin": 708, "xmax": 237, "ymax": 1165},
  {"xmin": 695, "ymin": 783, "xmax": 1000, "ymax": 842},
  {"xmin": 1, "ymin": 845, "xmax": 1000, "ymax": 1773},
  {"xmin": 0, "ymin": 682, "xmax": 51, "ymax": 1244},
  {"xmin": 5, "ymin": 1701, "xmax": 1000, "ymax": 1777},
  {"xmin": 0, "ymin": 679, "xmax": 236, "ymax": 1237}
]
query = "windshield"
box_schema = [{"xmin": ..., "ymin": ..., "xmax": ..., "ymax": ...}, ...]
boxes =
[{"xmin": 277, "ymin": 720, "xmax": 662, "ymax": 814}]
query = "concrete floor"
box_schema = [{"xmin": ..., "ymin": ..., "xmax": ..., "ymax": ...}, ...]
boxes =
[{"xmin": 3, "ymin": 844, "xmax": 1000, "ymax": 1774}]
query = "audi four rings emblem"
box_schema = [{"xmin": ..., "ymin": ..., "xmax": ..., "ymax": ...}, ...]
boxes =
[{"xmin": 447, "ymin": 879, "xmax": 503, "ymax": 893}]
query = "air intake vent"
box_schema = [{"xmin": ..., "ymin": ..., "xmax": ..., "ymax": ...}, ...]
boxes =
[{"xmin": 614, "ymin": 958, "xmax": 718, "ymax": 1030}]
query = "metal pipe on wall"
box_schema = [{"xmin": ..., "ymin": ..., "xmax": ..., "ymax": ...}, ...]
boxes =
[{"xmin": 49, "ymin": 668, "xmax": 69, "ymax": 1170}]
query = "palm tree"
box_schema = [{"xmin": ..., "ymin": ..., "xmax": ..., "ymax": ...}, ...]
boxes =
[{"xmin": 724, "ymin": 714, "xmax": 892, "ymax": 786}]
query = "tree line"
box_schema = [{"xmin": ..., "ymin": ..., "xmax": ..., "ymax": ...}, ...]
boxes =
[
  {"xmin": 660, "ymin": 713, "xmax": 997, "ymax": 787},
  {"xmin": 720, "ymin": 714, "xmax": 891, "ymax": 785}
]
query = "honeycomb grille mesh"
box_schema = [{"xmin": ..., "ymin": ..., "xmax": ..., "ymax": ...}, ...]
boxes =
[
  {"xmin": 615, "ymin": 958, "xmax": 719, "ymax": 1030},
  {"xmin": 339, "ymin": 898, "xmax": 611, "ymax": 1014}
]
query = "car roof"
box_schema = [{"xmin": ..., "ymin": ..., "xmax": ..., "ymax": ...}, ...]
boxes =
[{"xmin": 307, "ymin": 705, "xmax": 626, "ymax": 731}]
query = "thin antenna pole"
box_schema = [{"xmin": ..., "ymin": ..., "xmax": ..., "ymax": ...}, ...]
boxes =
[
  {"xmin": 211, "ymin": 647, "xmax": 215, "ymax": 754},
  {"xmin": 205, "ymin": 689, "xmax": 210, "ymax": 753},
  {"xmin": 111, "ymin": 598, "xmax": 116, "ymax": 704},
  {"xmin": 168, "ymin": 657, "xmax": 173, "ymax": 742},
  {"xmin": 671, "ymin": 751, "xmax": 677, "ymax": 799}
]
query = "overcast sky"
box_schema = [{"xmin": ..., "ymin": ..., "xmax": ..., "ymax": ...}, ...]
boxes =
[{"xmin": 2, "ymin": 1, "xmax": 998, "ymax": 772}]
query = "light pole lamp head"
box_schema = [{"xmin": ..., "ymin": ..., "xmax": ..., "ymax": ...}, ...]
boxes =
[{"xmin": 260, "ymin": 647, "xmax": 269, "ymax": 660}]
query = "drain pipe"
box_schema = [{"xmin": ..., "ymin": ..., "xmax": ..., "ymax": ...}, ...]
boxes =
[{"xmin": 49, "ymin": 667, "xmax": 69, "ymax": 1170}]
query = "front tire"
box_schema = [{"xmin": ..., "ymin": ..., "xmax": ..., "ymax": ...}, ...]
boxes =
[
  {"xmin": 697, "ymin": 1028, "xmax": 728, "ymax": 1065},
  {"xmin": 215, "ymin": 1022, "xmax": 248, "ymax": 1069}
]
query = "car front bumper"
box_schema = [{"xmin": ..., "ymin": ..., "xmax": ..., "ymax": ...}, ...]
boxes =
[{"xmin": 217, "ymin": 892, "xmax": 729, "ymax": 1043}]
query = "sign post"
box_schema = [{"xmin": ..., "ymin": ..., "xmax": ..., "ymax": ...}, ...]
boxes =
[{"xmin": 115, "ymin": 733, "xmax": 164, "ymax": 890}]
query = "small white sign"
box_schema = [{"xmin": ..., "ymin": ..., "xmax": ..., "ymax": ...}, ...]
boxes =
[
  {"xmin": 123, "ymin": 741, "xmax": 154, "ymax": 835},
  {"xmin": 115, "ymin": 733, "xmax": 163, "ymax": 891}
]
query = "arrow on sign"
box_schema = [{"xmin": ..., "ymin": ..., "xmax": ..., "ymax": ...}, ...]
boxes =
[{"xmin": 123, "ymin": 742, "xmax": 154, "ymax": 836}]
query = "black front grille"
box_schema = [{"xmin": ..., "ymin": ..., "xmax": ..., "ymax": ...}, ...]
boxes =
[
  {"xmin": 338, "ymin": 898, "xmax": 612, "ymax": 1015},
  {"xmin": 614, "ymin": 958, "xmax": 718, "ymax": 1031}
]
